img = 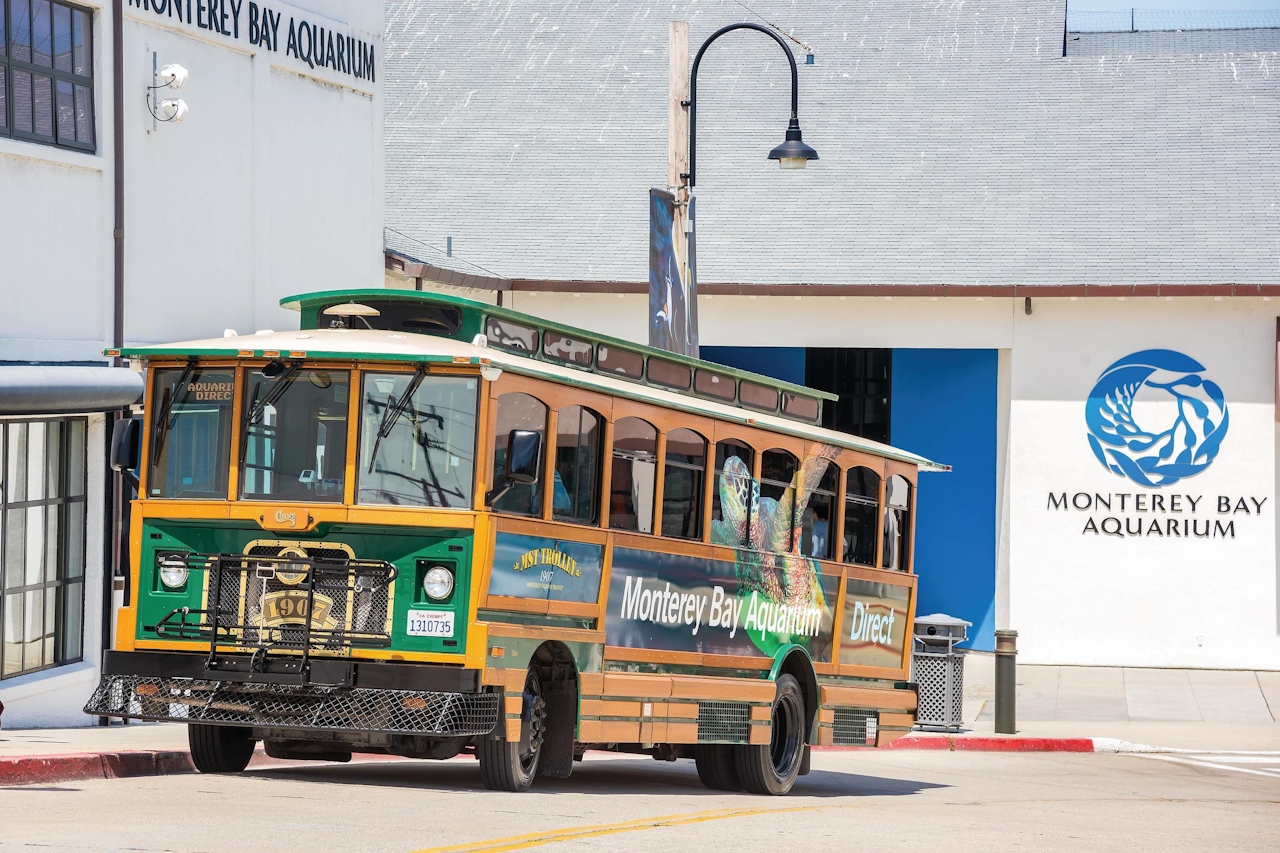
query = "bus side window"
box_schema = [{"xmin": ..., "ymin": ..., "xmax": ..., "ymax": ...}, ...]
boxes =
[
  {"xmin": 843, "ymin": 466, "xmax": 880, "ymax": 567},
  {"xmin": 491, "ymin": 392, "xmax": 547, "ymax": 515},
  {"xmin": 609, "ymin": 417, "xmax": 657, "ymax": 534},
  {"xmin": 799, "ymin": 460, "xmax": 837, "ymax": 560},
  {"xmin": 882, "ymin": 475, "xmax": 912, "ymax": 571},
  {"xmin": 759, "ymin": 449, "xmax": 798, "ymax": 552},
  {"xmin": 662, "ymin": 429, "xmax": 706, "ymax": 541},
  {"xmin": 553, "ymin": 405, "xmax": 602, "ymax": 524},
  {"xmin": 711, "ymin": 439, "xmax": 754, "ymax": 547}
]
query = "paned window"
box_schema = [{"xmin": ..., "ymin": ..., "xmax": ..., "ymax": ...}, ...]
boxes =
[
  {"xmin": 710, "ymin": 439, "xmax": 753, "ymax": 547},
  {"xmin": 1, "ymin": 1, "xmax": 95, "ymax": 151},
  {"xmin": 240, "ymin": 367, "xmax": 350, "ymax": 503},
  {"xmin": 608, "ymin": 417, "xmax": 656, "ymax": 533},
  {"xmin": 596, "ymin": 345, "xmax": 643, "ymax": 380},
  {"xmin": 357, "ymin": 373, "xmax": 478, "ymax": 508},
  {"xmin": 552, "ymin": 405, "xmax": 601, "ymax": 524},
  {"xmin": 662, "ymin": 429, "xmax": 705, "ymax": 540},
  {"xmin": 843, "ymin": 466, "xmax": 880, "ymax": 567},
  {"xmin": 149, "ymin": 366, "xmax": 234, "ymax": 500},
  {"xmin": 882, "ymin": 474, "xmax": 912, "ymax": 572},
  {"xmin": 1, "ymin": 418, "xmax": 86, "ymax": 680},
  {"xmin": 806, "ymin": 349, "xmax": 891, "ymax": 443},
  {"xmin": 799, "ymin": 460, "xmax": 837, "ymax": 560},
  {"xmin": 759, "ymin": 449, "xmax": 798, "ymax": 551},
  {"xmin": 543, "ymin": 331, "xmax": 592, "ymax": 367},
  {"xmin": 490, "ymin": 392, "xmax": 547, "ymax": 516}
]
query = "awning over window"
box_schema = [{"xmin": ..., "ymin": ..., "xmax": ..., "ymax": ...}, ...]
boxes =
[{"xmin": 0, "ymin": 366, "xmax": 144, "ymax": 415}]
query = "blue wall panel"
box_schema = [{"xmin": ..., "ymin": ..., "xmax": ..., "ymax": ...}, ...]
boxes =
[
  {"xmin": 701, "ymin": 346, "xmax": 806, "ymax": 386},
  {"xmin": 891, "ymin": 349, "xmax": 998, "ymax": 650}
]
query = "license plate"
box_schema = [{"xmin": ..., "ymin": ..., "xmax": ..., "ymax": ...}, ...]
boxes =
[{"xmin": 407, "ymin": 610, "xmax": 455, "ymax": 638}]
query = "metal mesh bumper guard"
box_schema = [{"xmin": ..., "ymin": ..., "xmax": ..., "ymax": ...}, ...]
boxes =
[{"xmin": 84, "ymin": 675, "xmax": 499, "ymax": 737}]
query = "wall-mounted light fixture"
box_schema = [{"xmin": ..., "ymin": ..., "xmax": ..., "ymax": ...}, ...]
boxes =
[{"xmin": 147, "ymin": 52, "xmax": 189, "ymax": 131}]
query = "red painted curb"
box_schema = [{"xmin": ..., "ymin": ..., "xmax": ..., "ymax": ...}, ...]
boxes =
[
  {"xmin": 0, "ymin": 750, "xmax": 196, "ymax": 787},
  {"xmin": 0, "ymin": 747, "xmax": 408, "ymax": 787},
  {"xmin": 885, "ymin": 734, "xmax": 1096, "ymax": 752}
]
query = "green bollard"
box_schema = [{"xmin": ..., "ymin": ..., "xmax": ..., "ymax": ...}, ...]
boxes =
[{"xmin": 994, "ymin": 629, "xmax": 1018, "ymax": 735}]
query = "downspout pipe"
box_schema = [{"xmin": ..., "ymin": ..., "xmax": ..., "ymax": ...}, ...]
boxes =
[{"xmin": 102, "ymin": 0, "xmax": 126, "ymax": 723}]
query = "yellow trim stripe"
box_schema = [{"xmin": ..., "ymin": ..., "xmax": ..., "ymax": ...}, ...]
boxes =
[{"xmin": 404, "ymin": 805, "xmax": 852, "ymax": 853}]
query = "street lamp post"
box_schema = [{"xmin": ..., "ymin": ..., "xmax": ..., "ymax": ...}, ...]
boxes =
[
  {"xmin": 682, "ymin": 22, "xmax": 820, "ymax": 188},
  {"xmin": 653, "ymin": 21, "xmax": 818, "ymax": 357}
]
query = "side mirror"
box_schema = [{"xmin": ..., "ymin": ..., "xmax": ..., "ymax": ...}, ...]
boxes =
[
  {"xmin": 110, "ymin": 417, "xmax": 142, "ymax": 490},
  {"xmin": 486, "ymin": 429, "xmax": 542, "ymax": 505},
  {"xmin": 505, "ymin": 429, "xmax": 542, "ymax": 484}
]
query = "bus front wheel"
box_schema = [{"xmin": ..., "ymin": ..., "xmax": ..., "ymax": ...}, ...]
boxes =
[
  {"xmin": 694, "ymin": 745, "xmax": 740, "ymax": 790},
  {"xmin": 479, "ymin": 668, "xmax": 546, "ymax": 791},
  {"xmin": 736, "ymin": 674, "xmax": 805, "ymax": 795},
  {"xmin": 188, "ymin": 724, "xmax": 255, "ymax": 774}
]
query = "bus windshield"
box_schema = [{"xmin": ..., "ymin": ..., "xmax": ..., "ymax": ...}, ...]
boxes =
[
  {"xmin": 357, "ymin": 372, "xmax": 478, "ymax": 508},
  {"xmin": 149, "ymin": 366, "xmax": 235, "ymax": 499},
  {"xmin": 240, "ymin": 367, "xmax": 350, "ymax": 502}
]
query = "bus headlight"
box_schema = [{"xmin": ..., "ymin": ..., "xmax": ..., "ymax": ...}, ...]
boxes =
[
  {"xmin": 158, "ymin": 554, "xmax": 189, "ymax": 589},
  {"xmin": 423, "ymin": 566, "xmax": 454, "ymax": 601}
]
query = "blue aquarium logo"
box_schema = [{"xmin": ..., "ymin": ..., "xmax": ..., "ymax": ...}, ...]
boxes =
[{"xmin": 1085, "ymin": 350, "xmax": 1229, "ymax": 488}]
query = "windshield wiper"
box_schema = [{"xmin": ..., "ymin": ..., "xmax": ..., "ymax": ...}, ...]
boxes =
[
  {"xmin": 244, "ymin": 362, "xmax": 303, "ymax": 427},
  {"xmin": 367, "ymin": 365, "xmax": 427, "ymax": 474},
  {"xmin": 151, "ymin": 359, "xmax": 197, "ymax": 466},
  {"xmin": 239, "ymin": 362, "xmax": 303, "ymax": 464}
]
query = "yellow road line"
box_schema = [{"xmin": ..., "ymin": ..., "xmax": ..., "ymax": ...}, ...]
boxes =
[{"xmin": 406, "ymin": 804, "xmax": 850, "ymax": 853}]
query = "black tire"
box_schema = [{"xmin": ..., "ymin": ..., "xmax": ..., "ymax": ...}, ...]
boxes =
[
  {"xmin": 735, "ymin": 674, "xmax": 806, "ymax": 796},
  {"xmin": 694, "ymin": 745, "xmax": 739, "ymax": 791},
  {"xmin": 479, "ymin": 667, "xmax": 546, "ymax": 792},
  {"xmin": 188, "ymin": 724, "xmax": 255, "ymax": 774}
]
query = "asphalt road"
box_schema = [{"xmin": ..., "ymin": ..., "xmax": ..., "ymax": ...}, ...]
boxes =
[{"xmin": 0, "ymin": 749, "xmax": 1276, "ymax": 852}]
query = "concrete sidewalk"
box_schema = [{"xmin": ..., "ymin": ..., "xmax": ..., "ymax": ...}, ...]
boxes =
[{"xmin": 956, "ymin": 654, "xmax": 1280, "ymax": 751}]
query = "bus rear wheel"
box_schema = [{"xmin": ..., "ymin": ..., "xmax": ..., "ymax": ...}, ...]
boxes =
[
  {"xmin": 736, "ymin": 674, "xmax": 805, "ymax": 796},
  {"xmin": 188, "ymin": 724, "xmax": 255, "ymax": 774},
  {"xmin": 479, "ymin": 667, "xmax": 546, "ymax": 792},
  {"xmin": 694, "ymin": 745, "xmax": 739, "ymax": 790}
]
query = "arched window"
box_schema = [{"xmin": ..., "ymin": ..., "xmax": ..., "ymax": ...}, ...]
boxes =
[
  {"xmin": 490, "ymin": 392, "xmax": 546, "ymax": 515},
  {"xmin": 552, "ymin": 405, "xmax": 602, "ymax": 524},
  {"xmin": 843, "ymin": 467, "xmax": 880, "ymax": 567},
  {"xmin": 759, "ymin": 449, "xmax": 798, "ymax": 550},
  {"xmin": 662, "ymin": 429, "xmax": 706, "ymax": 540},
  {"xmin": 882, "ymin": 474, "xmax": 911, "ymax": 572},
  {"xmin": 711, "ymin": 439, "xmax": 754, "ymax": 547},
  {"xmin": 799, "ymin": 461, "xmax": 838, "ymax": 560},
  {"xmin": 609, "ymin": 417, "xmax": 657, "ymax": 533}
]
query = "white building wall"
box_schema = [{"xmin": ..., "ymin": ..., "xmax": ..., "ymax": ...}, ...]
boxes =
[
  {"xmin": 1008, "ymin": 297, "xmax": 1279, "ymax": 669},
  {"xmin": 0, "ymin": 1, "xmax": 384, "ymax": 726}
]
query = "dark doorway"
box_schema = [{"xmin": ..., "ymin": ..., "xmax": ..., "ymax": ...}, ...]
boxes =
[{"xmin": 805, "ymin": 349, "xmax": 892, "ymax": 444}]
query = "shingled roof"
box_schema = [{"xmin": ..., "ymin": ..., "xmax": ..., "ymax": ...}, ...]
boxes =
[{"xmin": 384, "ymin": 1, "xmax": 1279, "ymax": 291}]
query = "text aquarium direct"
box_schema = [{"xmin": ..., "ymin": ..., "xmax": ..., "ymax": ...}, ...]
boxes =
[{"xmin": 85, "ymin": 289, "xmax": 943, "ymax": 795}]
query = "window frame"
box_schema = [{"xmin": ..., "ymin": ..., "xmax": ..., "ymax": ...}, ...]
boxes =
[
  {"xmin": 660, "ymin": 427, "xmax": 706, "ymax": 541},
  {"xmin": 488, "ymin": 390, "xmax": 550, "ymax": 518},
  {"xmin": 797, "ymin": 457, "xmax": 838, "ymax": 561},
  {"xmin": 882, "ymin": 472, "xmax": 914, "ymax": 572},
  {"xmin": 839, "ymin": 463, "xmax": 882, "ymax": 568},
  {"xmin": 1, "ymin": 0, "xmax": 97, "ymax": 153},
  {"xmin": 607, "ymin": 415, "xmax": 659, "ymax": 535},
  {"xmin": 0, "ymin": 416, "xmax": 88, "ymax": 681},
  {"xmin": 550, "ymin": 404, "xmax": 604, "ymax": 525}
]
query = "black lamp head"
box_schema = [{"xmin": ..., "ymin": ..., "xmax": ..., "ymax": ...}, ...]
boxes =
[{"xmin": 768, "ymin": 120, "xmax": 819, "ymax": 170}]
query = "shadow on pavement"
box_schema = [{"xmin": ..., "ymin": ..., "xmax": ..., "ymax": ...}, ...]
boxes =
[{"xmin": 242, "ymin": 755, "xmax": 947, "ymax": 799}]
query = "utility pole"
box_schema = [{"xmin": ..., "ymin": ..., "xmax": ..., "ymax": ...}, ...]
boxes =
[{"xmin": 668, "ymin": 21, "xmax": 692, "ymax": 343}]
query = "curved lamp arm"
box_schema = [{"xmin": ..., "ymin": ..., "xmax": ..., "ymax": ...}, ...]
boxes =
[{"xmin": 686, "ymin": 22, "xmax": 804, "ymax": 188}]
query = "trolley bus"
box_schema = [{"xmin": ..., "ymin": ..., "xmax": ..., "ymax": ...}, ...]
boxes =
[{"xmin": 86, "ymin": 289, "xmax": 944, "ymax": 795}]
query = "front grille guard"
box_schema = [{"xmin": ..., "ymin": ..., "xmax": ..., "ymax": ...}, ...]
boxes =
[{"xmin": 148, "ymin": 553, "xmax": 398, "ymax": 672}]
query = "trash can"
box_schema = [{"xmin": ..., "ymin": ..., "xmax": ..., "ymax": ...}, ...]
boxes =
[{"xmin": 911, "ymin": 613, "xmax": 972, "ymax": 731}]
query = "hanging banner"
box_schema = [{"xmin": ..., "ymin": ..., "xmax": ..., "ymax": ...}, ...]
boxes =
[{"xmin": 648, "ymin": 189, "xmax": 699, "ymax": 357}]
